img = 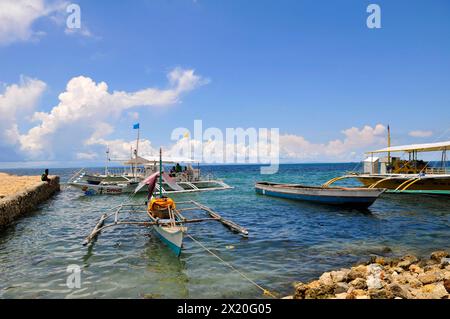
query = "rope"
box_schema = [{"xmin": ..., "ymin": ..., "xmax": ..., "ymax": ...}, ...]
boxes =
[{"xmin": 185, "ymin": 233, "xmax": 278, "ymax": 298}]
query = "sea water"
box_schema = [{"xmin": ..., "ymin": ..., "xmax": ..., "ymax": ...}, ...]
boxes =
[{"xmin": 0, "ymin": 163, "xmax": 449, "ymax": 298}]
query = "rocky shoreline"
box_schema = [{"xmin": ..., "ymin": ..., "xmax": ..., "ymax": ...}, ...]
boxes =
[{"xmin": 289, "ymin": 251, "xmax": 450, "ymax": 299}]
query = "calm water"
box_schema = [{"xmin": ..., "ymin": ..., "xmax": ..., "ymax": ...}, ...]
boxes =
[{"xmin": 0, "ymin": 163, "xmax": 449, "ymax": 298}]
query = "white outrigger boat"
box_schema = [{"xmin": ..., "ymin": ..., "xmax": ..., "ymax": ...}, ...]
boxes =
[
  {"xmin": 321, "ymin": 129, "xmax": 450, "ymax": 196},
  {"xmin": 83, "ymin": 149, "xmax": 247, "ymax": 256},
  {"xmin": 68, "ymin": 126, "xmax": 231, "ymax": 195}
]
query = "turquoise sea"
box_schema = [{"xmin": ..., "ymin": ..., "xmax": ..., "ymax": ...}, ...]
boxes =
[{"xmin": 0, "ymin": 163, "xmax": 449, "ymax": 298}]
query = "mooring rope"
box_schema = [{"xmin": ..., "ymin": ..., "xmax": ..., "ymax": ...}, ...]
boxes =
[{"xmin": 185, "ymin": 233, "xmax": 278, "ymax": 298}]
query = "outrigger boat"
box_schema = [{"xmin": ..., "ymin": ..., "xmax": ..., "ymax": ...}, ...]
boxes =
[
  {"xmin": 68, "ymin": 126, "xmax": 231, "ymax": 195},
  {"xmin": 255, "ymin": 182, "xmax": 385, "ymax": 208},
  {"xmin": 322, "ymin": 131, "xmax": 450, "ymax": 195},
  {"xmin": 83, "ymin": 149, "xmax": 248, "ymax": 256}
]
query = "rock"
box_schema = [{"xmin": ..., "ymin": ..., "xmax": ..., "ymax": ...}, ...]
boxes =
[
  {"xmin": 346, "ymin": 288, "xmax": 367, "ymax": 299},
  {"xmin": 350, "ymin": 278, "xmax": 367, "ymax": 290},
  {"xmin": 355, "ymin": 295, "xmax": 370, "ymax": 299},
  {"xmin": 398, "ymin": 255, "xmax": 418, "ymax": 269},
  {"xmin": 443, "ymin": 279, "xmax": 450, "ymax": 293},
  {"xmin": 394, "ymin": 272, "xmax": 423, "ymax": 289},
  {"xmin": 335, "ymin": 292, "xmax": 347, "ymax": 299},
  {"xmin": 393, "ymin": 267, "xmax": 404, "ymax": 273},
  {"xmin": 366, "ymin": 264, "xmax": 384, "ymax": 290},
  {"xmin": 368, "ymin": 288, "xmax": 393, "ymax": 299},
  {"xmin": 415, "ymin": 283, "xmax": 448, "ymax": 299},
  {"xmin": 304, "ymin": 280, "xmax": 334, "ymax": 299},
  {"xmin": 418, "ymin": 271, "xmax": 442, "ymax": 285},
  {"xmin": 441, "ymin": 258, "xmax": 450, "ymax": 267},
  {"xmin": 444, "ymin": 271, "xmax": 450, "ymax": 281},
  {"xmin": 367, "ymin": 275, "xmax": 383, "ymax": 290},
  {"xmin": 374, "ymin": 256, "xmax": 386, "ymax": 265},
  {"xmin": 389, "ymin": 283, "xmax": 413, "ymax": 299},
  {"xmin": 319, "ymin": 272, "xmax": 334, "ymax": 286},
  {"xmin": 347, "ymin": 265, "xmax": 367, "ymax": 281},
  {"xmin": 430, "ymin": 251, "xmax": 449, "ymax": 262},
  {"xmin": 330, "ymin": 270, "xmax": 348, "ymax": 283},
  {"xmin": 294, "ymin": 282, "xmax": 308, "ymax": 299},
  {"xmin": 334, "ymin": 282, "xmax": 349, "ymax": 294},
  {"xmin": 409, "ymin": 264, "xmax": 424, "ymax": 274}
]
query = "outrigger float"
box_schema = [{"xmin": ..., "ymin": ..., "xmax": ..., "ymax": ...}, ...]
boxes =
[{"xmin": 83, "ymin": 149, "xmax": 248, "ymax": 256}]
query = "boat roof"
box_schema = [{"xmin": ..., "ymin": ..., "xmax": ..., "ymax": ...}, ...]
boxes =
[
  {"xmin": 143, "ymin": 156, "xmax": 197, "ymax": 164},
  {"xmin": 367, "ymin": 141, "xmax": 450, "ymax": 153},
  {"xmin": 123, "ymin": 155, "xmax": 151, "ymax": 165}
]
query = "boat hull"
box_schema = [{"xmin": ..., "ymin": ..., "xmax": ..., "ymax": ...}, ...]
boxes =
[
  {"xmin": 68, "ymin": 181, "xmax": 140, "ymax": 195},
  {"xmin": 255, "ymin": 182, "xmax": 385, "ymax": 208},
  {"xmin": 357, "ymin": 175, "xmax": 450, "ymax": 193},
  {"xmin": 152, "ymin": 225, "xmax": 184, "ymax": 256}
]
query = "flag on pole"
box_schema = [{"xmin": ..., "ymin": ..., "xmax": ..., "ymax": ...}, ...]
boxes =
[{"xmin": 133, "ymin": 123, "xmax": 140, "ymax": 129}]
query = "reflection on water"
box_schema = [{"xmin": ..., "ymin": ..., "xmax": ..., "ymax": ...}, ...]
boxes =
[{"xmin": 0, "ymin": 164, "xmax": 449, "ymax": 298}]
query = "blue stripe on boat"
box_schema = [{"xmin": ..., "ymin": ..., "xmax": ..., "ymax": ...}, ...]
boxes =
[
  {"xmin": 153, "ymin": 228, "xmax": 182, "ymax": 256},
  {"xmin": 255, "ymin": 188, "xmax": 375, "ymax": 206}
]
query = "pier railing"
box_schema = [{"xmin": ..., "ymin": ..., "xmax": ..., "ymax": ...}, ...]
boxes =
[{"xmin": 425, "ymin": 167, "xmax": 448, "ymax": 175}]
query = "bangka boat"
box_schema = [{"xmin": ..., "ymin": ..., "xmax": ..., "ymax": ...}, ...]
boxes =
[
  {"xmin": 83, "ymin": 149, "xmax": 248, "ymax": 256},
  {"xmin": 322, "ymin": 135, "xmax": 450, "ymax": 195},
  {"xmin": 255, "ymin": 182, "xmax": 385, "ymax": 208},
  {"xmin": 68, "ymin": 127, "xmax": 232, "ymax": 195}
]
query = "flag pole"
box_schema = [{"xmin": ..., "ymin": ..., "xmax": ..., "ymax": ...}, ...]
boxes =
[{"xmin": 159, "ymin": 147, "xmax": 163, "ymax": 198}]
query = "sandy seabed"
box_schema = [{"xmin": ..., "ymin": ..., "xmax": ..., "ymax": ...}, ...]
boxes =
[{"xmin": 0, "ymin": 173, "xmax": 42, "ymax": 198}]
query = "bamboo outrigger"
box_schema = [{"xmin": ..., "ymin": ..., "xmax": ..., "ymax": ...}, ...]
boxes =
[{"xmin": 83, "ymin": 148, "xmax": 248, "ymax": 256}]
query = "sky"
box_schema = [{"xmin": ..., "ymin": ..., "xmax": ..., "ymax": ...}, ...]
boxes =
[{"xmin": 0, "ymin": 0, "xmax": 449, "ymax": 168}]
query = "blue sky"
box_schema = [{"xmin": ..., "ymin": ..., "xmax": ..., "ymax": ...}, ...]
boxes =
[{"xmin": 0, "ymin": 0, "xmax": 449, "ymax": 167}]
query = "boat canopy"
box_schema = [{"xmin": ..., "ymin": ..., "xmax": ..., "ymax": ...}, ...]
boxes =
[
  {"xmin": 143, "ymin": 156, "xmax": 197, "ymax": 164},
  {"xmin": 367, "ymin": 141, "xmax": 450, "ymax": 154},
  {"xmin": 123, "ymin": 155, "xmax": 151, "ymax": 165}
]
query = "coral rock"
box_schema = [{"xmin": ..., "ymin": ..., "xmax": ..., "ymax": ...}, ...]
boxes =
[
  {"xmin": 347, "ymin": 265, "xmax": 367, "ymax": 281},
  {"xmin": 350, "ymin": 278, "xmax": 367, "ymax": 290},
  {"xmin": 430, "ymin": 251, "xmax": 449, "ymax": 263},
  {"xmin": 418, "ymin": 271, "xmax": 442, "ymax": 285}
]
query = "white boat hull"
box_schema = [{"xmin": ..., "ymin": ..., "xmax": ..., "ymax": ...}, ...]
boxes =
[{"xmin": 152, "ymin": 224, "xmax": 184, "ymax": 256}]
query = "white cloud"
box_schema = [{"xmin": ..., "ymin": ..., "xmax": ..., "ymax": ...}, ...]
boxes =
[
  {"xmin": 0, "ymin": 0, "xmax": 66, "ymax": 45},
  {"xmin": 17, "ymin": 68, "xmax": 207, "ymax": 158},
  {"xmin": 279, "ymin": 124, "xmax": 386, "ymax": 161},
  {"xmin": 76, "ymin": 152, "xmax": 97, "ymax": 160},
  {"xmin": 409, "ymin": 130, "xmax": 433, "ymax": 138},
  {"xmin": 0, "ymin": 77, "xmax": 46, "ymax": 145},
  {"xmin": 86, "ymin": 124, "xmax": 387, "ymax": 164}
]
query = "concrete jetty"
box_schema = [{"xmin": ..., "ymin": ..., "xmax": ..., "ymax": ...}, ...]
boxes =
[{"xmin": 0, "ymin": 173, "xmax": 60, "ymax": 227}]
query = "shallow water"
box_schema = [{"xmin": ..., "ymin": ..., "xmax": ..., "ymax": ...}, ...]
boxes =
[{"xmin": 0, "ymin": 164, "xmax": 449, "ymax": 298}]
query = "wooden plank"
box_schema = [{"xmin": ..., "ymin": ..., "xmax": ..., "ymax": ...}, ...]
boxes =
[{"xmin": 190, "ymin": 200, "xmax": 249, "ymax": 237}]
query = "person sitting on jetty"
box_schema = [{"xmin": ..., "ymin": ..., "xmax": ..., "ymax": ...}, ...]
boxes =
[{"xmin": 41, "ymin": 169, "xmax": 50, "ymax": 182}]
